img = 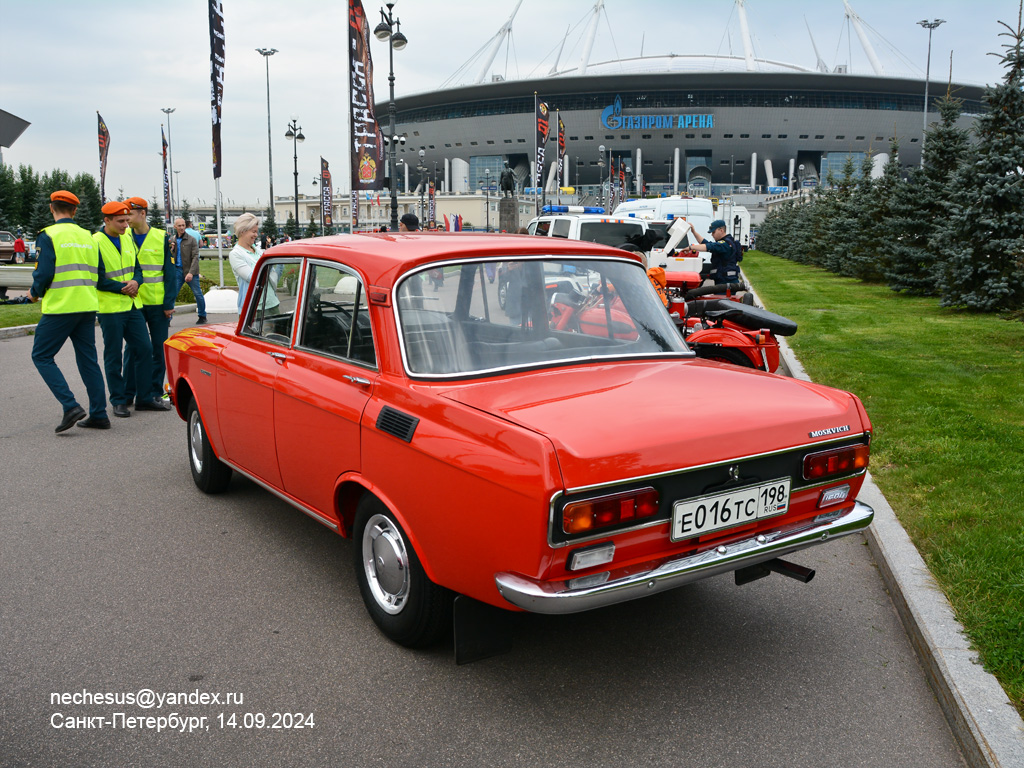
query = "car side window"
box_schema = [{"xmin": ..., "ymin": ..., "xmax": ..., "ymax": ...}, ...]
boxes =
[
  {"xmin": 551, "ymin": 219, "xmax": 571, "ymax": 238},
  {"xmin": 298, "ymin": 263, "xmax": 376, "ymax": 367},
  {"xmin": 534, "ymin": 219, "xmax": 552, "ymax": 236},
  {"xmin": 244, "ymin": 258, "xmax": 301, "ymax": 345}
]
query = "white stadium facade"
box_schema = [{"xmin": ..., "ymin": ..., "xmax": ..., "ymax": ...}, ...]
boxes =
[{"xmin": 380, "ymin": 0, "xmax": 985, "ymax": 201}]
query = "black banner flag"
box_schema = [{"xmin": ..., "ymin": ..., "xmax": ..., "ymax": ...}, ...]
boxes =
[
  {"xmin": 209, "ymin": 0, "xmax": 226, "ymax": 178},
  {"xmin": 349, "ymin": 0, "xmax": 384, "ymax": 191},
  {"xmin": 97, "ymin": 112, "xmax": 110, "ymax": 203}
]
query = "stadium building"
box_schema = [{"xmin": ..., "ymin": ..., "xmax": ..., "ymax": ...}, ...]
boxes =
[{"xmin": 381, "ymin": 0, "xmax": 985, "ymax": 202}]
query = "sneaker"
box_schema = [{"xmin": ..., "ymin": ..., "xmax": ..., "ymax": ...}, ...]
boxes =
[{"xmin": 135, "ymin": 399, "xmax": 172, "ymax": 412}]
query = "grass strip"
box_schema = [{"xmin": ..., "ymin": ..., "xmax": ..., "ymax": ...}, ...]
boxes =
[{"xmin": 742, "ymin": 250, "xmax": 1024, "ymax": 715}]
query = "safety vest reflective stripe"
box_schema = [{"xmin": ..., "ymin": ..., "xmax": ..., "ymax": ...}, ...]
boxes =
[
  {"xmin": 40, "ymin": 223, "xmax": 99, "ymax": 315},
  {"xmin": 54, "ymin": 262, "xmax": 99, "ymax": 275},
  {"xmin": 95, "ymin": 232, "xmax": 142, "ymax": 313},
  {"xmin": 141, "ymin": 275, "xmax": 164, "ymax": 283}
]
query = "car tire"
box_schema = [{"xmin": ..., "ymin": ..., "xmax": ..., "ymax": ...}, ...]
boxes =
[
  {"xmin": 187, "ymin": 400, "xmax": 232, "ymax": 493},
  {"xmin": 353, "ymin": 495, "xmax": 452, "ymax": 648},
  {"xmin": 696, "ymin": 346, "xmax": 756, "ymax": 369}
]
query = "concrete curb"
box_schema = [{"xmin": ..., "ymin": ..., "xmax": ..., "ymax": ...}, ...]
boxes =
[{"xmin": 761, "ymin": 293, "xmax": 1024, "ymax": 768}]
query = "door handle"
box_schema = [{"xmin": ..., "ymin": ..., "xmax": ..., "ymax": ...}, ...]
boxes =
[
  {"xmin": 267, "ymin": 351, "xmax": 288, "ymax": 363},
  {"xmin": 343, "ymin": 375, "xmax": 371, "ymax": 386}
]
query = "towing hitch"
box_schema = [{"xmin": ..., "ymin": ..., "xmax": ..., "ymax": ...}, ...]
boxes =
[{"xmin": 734, "ymin": 557, "xmax": 816, "ymax": 586}]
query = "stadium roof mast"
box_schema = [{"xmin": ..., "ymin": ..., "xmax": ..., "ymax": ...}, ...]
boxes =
[
  {"xmin": 806, "ymin": 18, "xmax": 831, "ymax": 73},
  {"xmin": 843, "ymin": 0, "xmax": 885, "ymax": 75},
  {"xmin": 578, "ymin": 0, "xmax": 604, "ymax": 76},
  {"xmin": 475, "ymin": 0, "xmax": 523, "ymax": 84},
  {"xmin": 736, "ymin": 0, "xmax": 757, "ymax": 71}
]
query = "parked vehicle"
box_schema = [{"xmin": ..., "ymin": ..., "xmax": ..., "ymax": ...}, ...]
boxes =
[
  {"xmin": 527, "ymin": 206, "xmax": 647, "ymax": 249},
  {"xmin": 613, "ymin": 195, "xmax": 715, "ymax": 240},
  {"xmin": 165, "ymin": 234, "xmax": 873, "ymax": 655},
  {"xmin": 0, "ymin": 231, "xmax": 19, "ymax": 264}
]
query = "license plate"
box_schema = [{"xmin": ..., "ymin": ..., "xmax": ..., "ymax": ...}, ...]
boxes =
[{"xmin": 671, "ymin": 478, "xmax": 791, "ymax": 541}]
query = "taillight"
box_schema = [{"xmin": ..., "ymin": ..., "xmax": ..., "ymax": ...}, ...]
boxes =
[
  {"xmin": 803, "ymin": 444, "xmax": 870, "ymax": 481},
  {"xmin": 562, "ymin": 488, "xmax": 659, "ymax": 535}
]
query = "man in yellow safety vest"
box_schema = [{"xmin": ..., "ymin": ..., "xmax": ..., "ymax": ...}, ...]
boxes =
[{"xmin": 29, "ymin": 190, "xmax": 110, "ymax": 432}]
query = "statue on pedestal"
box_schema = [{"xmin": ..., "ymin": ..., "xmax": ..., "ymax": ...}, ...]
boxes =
[{"xmin": 499, "ymin": 161, "xmax": 516, "ymax": 198}]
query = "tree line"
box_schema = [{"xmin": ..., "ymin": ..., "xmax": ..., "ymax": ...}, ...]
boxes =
[{"xmin": 757, "ymin": 18, "xmax": 1024, "ymax": 314}]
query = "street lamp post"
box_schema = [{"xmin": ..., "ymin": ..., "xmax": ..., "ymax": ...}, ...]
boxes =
[
  {"xmin": 597, "ymin": 144, "xmax": 607, "ymax": 209},
  {"xmin": 374, "ymin": 2, "xmax": 408, "ymax": 232},
  {"xmin": 917, "ymin": 18, "xmax": 946, "ymax": 167},
  {"xmin": 484, "ymin": 168, "xmax": 490, "ymax": 232},
  {"xmin": 256, "ymin": 48, "xmax": 278, "ymax": 224},
  {"xmin": 284, "ymin": 117, "xmax": 305, "ymax": 235},
  {"xmin": 173, "ymin": 170, "xmax": 181, "ymax": 211},
  {"xmin": 161, "ymin": 107, "xmax": 176, "ymax": 221}
]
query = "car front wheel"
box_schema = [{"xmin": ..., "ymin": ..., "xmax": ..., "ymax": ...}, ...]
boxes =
[
  {"xmin": 353, "ymin": 495, "xmax": 451, "ymax": 648},
  {"xmin": 187, "ymin": 400, "xmax": 232, "ymax": 493}
]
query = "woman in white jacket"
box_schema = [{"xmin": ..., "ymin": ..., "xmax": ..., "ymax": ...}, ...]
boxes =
[{"xmin": 229, "ymin": 213, "xmax": 278, "ymax": 314}]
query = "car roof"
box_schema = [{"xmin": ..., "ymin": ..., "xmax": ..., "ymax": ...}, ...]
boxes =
[{"xmin": 257, "ymin": 232, "xmax": 642, "ymax": 289}]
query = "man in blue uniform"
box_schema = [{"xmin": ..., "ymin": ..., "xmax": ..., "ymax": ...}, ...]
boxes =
[
  {"xmin": 94, "ymin": 200, "xmax": 162, "ymax": 417},
  {"xmin": 123, "ymin": 197, "xmax": 175, "ymax": 407},
  {"xmin": 28, "ymin": 190, "xmax": 110, "ymax": 432},
  {"xmin": 687, "ymin": 219, "xmax": 743, "ymax": 285}
]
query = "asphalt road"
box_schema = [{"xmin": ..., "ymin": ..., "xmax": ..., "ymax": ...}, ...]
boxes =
[{"xmin": 0, "ymin": 318, "xmax": 965, "ymax": 768}]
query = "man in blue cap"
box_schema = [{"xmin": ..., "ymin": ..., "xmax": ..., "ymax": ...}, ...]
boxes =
[{"xmin": 686, "ymin": 219, "xmax": 743, "ymax": 285}]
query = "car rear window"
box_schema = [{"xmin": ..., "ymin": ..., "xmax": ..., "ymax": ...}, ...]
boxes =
[
  {"xmin": 578, "ymin": 221, "xmax": 645, "ymax": 247},
  {"xmin": 395, "ymin": 257, "xmax": 688, "ymax": 377}
]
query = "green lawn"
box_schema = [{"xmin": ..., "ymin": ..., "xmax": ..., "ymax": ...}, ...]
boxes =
[
  {"xmin": 1, "ymin": 259, "xmax": 237, "ymax": 330},
  {"xmin": 742, "ymin": 250, "xmax": 1024, "ymax": 714}
]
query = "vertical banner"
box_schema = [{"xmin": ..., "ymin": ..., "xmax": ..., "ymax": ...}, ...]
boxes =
[
  {"xmin": 349, "ymin": 0, "xmax": 384, "ymax": 191},
  {"xmin": 557, "ymin": 114, "xmax": 566, "ymax": 188},
  {"xmin": 320, "ymin": 157, "xmax": 333, "ymax": 229},
  {"xmin": 208, "ymin": 0, "xmax": 225, "ymax": 179},
  {"xmin": 97, "ymin": 112, "xmax": 110, "ymax": 203},
  {"xmin": 619, "ymin": 161, "xmax": 625, "ymax": 204},
  {"xmin": 351, "ymin": 190, "xmax": 359, "ymax": 230},
  {"xmin": 534, "ymin": 96, "xmax": 550, "ymax": 202},
  {"xmin": 428, "ymin": 181, "xmax": 435, "ymax": 225},
  {"xmin": 161, "ymin": 127, "xmax": 172, "ymax": 225}
]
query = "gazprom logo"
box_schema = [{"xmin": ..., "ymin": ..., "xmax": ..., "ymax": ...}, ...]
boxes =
[{"xmin": 600, "ymin": 94, "xmax": 713, "ymax": 131}]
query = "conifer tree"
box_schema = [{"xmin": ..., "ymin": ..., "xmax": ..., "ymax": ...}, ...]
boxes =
[
  {"xmin": 820, "ymin": 155, "xmax": 861, "ymax": 274},
  {"xmin": 884, "ymin": 95, "xmax": 970, "ymax": 295},
  {"xmin": 935, "ymin": 8, "xmax": 1024, "ymax": 311},
  {"xmin": 148, "ymin": 197, "xmax": 164, "ymax": 229},
  {"xmin": 260, "ymin": 207, "xmax": 277, "ymax": 239}
]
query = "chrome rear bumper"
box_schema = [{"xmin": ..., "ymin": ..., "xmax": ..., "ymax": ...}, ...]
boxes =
[{"xmin": 495, "ymin": 500, "xmax": 874, "ymax": 614}]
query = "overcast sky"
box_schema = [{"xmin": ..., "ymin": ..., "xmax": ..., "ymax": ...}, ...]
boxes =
[{"xmin": 2, "ymin": 0, "xmax": 1017, "ymax": 208}]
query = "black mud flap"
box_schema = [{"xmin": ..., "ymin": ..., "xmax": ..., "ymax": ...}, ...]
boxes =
[{"xmin": 453, "ymin": 595, "xmax": 514, "ymax": 665}]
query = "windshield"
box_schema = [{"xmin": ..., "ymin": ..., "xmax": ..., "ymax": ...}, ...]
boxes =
[
  {"xmin": 578, "ymin": 221, "xmax": 645, "ymax": 247},
  {"xmin": 396, "ymin": 257, "xmax": 689, "ymax": 377}
]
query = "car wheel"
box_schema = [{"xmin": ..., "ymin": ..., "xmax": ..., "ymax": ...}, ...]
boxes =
[
  {"xmin": 696, "ymin": 346, "xmax": 756, "ymax": 369},
  {"xmin": 353, "ymin": 495, "xmax": 452, "ymax": 648},
  {"xmin": 498, "ymin": 279, "xmax": 507, "ymax": 310},
  {"xmin": 187, "ymin": 400, "xmax": 232, "ymax": 493}
]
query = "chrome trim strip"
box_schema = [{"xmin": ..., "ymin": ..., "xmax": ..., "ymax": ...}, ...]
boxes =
[
  {"xmin": 223, "ymin": 459, "xmax": 339, "ymax": 531},
  {"xmin": 497, "ymin": 500, "xmax": 873, "ymax": 614},
  {"xmin": 545, "ymin": 432, "xmax": 870, "ymax": 547}
]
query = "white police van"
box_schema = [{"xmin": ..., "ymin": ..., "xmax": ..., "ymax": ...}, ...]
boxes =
[{"xmin": 526, "ymin": 205, "xmax": 648, "ymax": 249}]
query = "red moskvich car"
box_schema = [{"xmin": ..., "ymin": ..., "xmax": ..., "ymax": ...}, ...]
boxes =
[{"xmin": 165, "ymin": 233, "xmax": 873, "ymax": 652}]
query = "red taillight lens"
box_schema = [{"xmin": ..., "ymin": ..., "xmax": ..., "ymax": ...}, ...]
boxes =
[
  {"xmin": 562, "ymin": 488, "xmax": 660, "ymax": 535},
  {"xmin": 803, "ymin": 444, "xmax": 870, "ymax": 481}
]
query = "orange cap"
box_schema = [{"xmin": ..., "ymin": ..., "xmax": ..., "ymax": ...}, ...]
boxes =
[
  {"xmin": 101, "ymin": 201, "xmax": 130, "ymax": 216},
  {"xmin": 125, "ymin": 196, "xmax": 148, "ymax": 210},
  {"xmin": 50, "ymin": 190, "xmax": 80, "ymax": 205}
]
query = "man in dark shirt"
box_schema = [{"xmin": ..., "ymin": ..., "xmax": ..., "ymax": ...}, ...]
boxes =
[
  {"xmin": 171, "ymin": 217, "xmax": 207, "ymax": 324},
  {"xmin": 686, "ymin": 219, "xmax": 742, "ymax": 284}
]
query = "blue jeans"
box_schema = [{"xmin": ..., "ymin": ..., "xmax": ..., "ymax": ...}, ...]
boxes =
[
  {"xmin": 31, "ymin": 312, "xmax": 108, "ymax": 418},
  {"xmin": 176, "ymin": 267, "xmax": 206, "ymax": 318},
  {"xmin": 98, "ymin": 308, "xmax": 154, "ymax": 405}
]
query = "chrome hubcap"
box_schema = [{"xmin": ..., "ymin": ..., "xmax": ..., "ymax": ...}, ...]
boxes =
[
  {"xmin": 362, "ymin": 514, "xmax": 409, "ymax": 615},
  {"xmin": 189, "ymin": 410, "xmax": 204, "ymax": 473}
]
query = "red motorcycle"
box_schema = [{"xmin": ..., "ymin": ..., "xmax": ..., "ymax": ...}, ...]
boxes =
[{"xmin": 664, "ymin": 280, "xmax": 797, "ymax": 373}]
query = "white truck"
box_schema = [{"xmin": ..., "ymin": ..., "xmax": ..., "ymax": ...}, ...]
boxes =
[{"xmin": 526, "ymin": 206, "xmax": 647, "ymax": 249}]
